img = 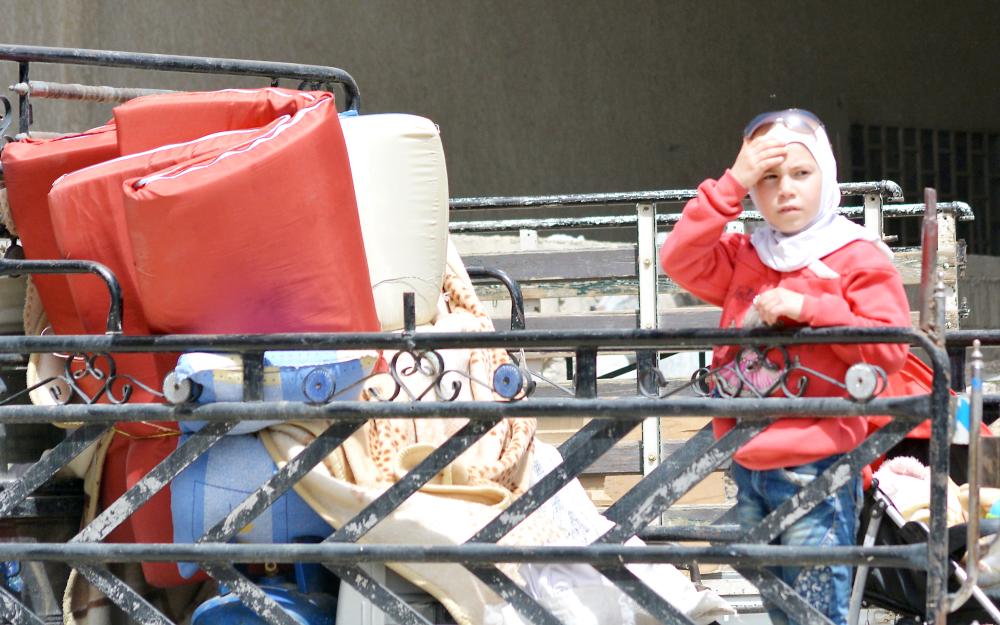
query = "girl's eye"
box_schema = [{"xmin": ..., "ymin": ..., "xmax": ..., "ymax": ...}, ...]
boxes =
[{"xmin": 794, "ymin": 169, "xmax": 813, "ymax": 178}]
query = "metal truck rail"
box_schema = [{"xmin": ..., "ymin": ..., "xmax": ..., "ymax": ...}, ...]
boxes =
[{"xmin": 0, "ymin": 309, "xmax": 962, "ymax": 625}]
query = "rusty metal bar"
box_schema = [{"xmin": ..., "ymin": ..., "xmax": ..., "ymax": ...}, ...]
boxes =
[
  {"xmin": 0, "ymin": 324, "xmax": 925, "ymax": 354},
  {"xmin": 0, "ymin": 45, "xmax": 361, "ymax": 112},
  {"xmin": 449, "ymin": 180, "xmax": 903, "ymax": 211},
  {"xmin": 447, "ymin": 201, "xmax": 974, "ymax": 234},
  {"xmin": 949, "ymin": 339, "xmax": 984, "ymax": 611},
  {"xmin": 0, "ymin": 395, "xmax": 930, "ymax": 427},
  {"xmin": 10, "ymin": 80, "xmax": 172, "ymax": 103},
  {"xmin": 0, "ymin": 258, "xmax": 123, "ymax": 334},
  {"xmin": 0, "ymin": 542, "xmax": 927, "ymax": 567},
  {"xmin": 919, "ymin": 188, "xmax": 940, "ymax": 333}
]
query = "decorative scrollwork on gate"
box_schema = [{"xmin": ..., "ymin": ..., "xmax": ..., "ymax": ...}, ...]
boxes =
[
  {"xmin": 633, "ymin": 345, "xmax": 889, "ymax": 402},
  {"xmin": 1, "ymin": 351, "xmax": 165, "ymax": 406}
]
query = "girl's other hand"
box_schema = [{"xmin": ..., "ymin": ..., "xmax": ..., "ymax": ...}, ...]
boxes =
[
  {"xmin": 753, "ymin": 287, "xmax": 805, "ymax": 325},
  {"xmin": 731, "ymin": 137, "xmax": 788, "ymax": 190}
]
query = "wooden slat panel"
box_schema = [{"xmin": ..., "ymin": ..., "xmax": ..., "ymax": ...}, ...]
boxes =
[
  {"xmin": 660, "ymin": 503, "xmax": 733, "ymax": 525},
  {"xmin": 469, "ymin": 245, "xmax": 955, "ymax": 300}
]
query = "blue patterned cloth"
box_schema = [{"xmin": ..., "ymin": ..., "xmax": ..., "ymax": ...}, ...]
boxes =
[{"xmin": 171, "ymin": 434, "xmax": 333, "ymax": 579}]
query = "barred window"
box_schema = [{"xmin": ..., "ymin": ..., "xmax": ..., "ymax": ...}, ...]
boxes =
[{"xmin": 850, "ymin": 125, "xmax": 1000, "ymax": 255}]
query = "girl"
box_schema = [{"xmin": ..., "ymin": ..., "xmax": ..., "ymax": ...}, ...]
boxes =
[{"xmin": 659, "ymin": 109, "xmax": 911, "ymax": 625}]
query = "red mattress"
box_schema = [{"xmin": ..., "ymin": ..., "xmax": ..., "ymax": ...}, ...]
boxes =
[
  {"xmin": 1, "ymin": 125, "xmax": 118, "ymax": 335},
  {"xmin": 122, "ymin": 91, "xmax": 379, "ymax": 334},
  {"xmin": 49, "ymin": 123, "xmax": 283, "ymax": 393},
  {"xmin": 4, "ymin": 87, "xmax": 377, "ymax": 588}
]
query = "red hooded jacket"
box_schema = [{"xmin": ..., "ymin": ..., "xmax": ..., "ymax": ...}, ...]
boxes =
[{"xmin": 660, "ymin": 170, "xmax": 911, "ymax": 470}]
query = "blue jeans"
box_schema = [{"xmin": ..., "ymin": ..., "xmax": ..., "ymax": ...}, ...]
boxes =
[{"xmin": 730, "ymin": 455, "xmax": 862, "ymax": 625}]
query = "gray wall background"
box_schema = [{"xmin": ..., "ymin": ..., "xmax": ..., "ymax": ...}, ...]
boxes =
[{"xmin": 1, "ymin": 0, "xmax": 998, "ymax": 198}]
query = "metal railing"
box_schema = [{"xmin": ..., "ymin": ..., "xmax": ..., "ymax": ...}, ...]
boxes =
[
  {"xmin": 0, "ymin": 303, "xmax": 959, "ymax": 625},
  {"xmin": 0, "ymin": 44, "xmax": 361, "ymax": 138}
]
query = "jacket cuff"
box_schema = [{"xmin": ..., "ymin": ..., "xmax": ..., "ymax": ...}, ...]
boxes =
[
  {"xmin": 799, "ymin": 294, "xmax": 819, "ymax": 324},
  {"xmin": 719, "ymin": 169, "xmax": 748, "ymax": 198},
  {"xmin": 799, "ymin": 293, "xmax": 845, "ymax": 326},
  {"xmin": 714, "ymin": 170, "xmax": 749, "ymax": 217}
]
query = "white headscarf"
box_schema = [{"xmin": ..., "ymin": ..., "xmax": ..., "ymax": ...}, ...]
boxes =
[{"xmin": 748, "ymin": 123, "xmax": 891, "ymax": 277}]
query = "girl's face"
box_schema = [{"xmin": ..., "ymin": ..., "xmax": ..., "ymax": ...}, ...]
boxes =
[{"xmin": 752, "ymin": 142, "xmax": 823, "ymax": 234}]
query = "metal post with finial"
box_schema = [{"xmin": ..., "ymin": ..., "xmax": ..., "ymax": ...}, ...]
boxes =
[
  {"xmin": 918, "ymin": 188, "xmax": 939, "ymax": 336},
  {"xmin": 949, "ymin": 339, "xmax": 985, "ymax": 612}
]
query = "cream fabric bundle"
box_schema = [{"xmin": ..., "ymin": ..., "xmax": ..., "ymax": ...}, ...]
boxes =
[{"xmin": 261, "ymin": 241, "xmax": 734, "ymax": 625}]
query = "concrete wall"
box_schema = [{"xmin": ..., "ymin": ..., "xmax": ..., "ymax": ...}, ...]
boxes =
[{"xmin": 2, "ymin": 0, "xmax": 998, "ymax": 198}]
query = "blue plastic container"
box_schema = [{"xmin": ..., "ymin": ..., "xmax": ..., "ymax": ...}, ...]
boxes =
[{"xmin": 192, "ymin": 562, "xmax": 337, "ymax": 625}]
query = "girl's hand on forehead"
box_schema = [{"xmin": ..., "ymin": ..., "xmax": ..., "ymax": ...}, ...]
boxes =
[
  {"xmin": 731, "ymin": 137, "xmax": 787, "ymax": 190},
  {"xmin": 752, "ymin": 287, "xmax": 804, "ymax": 325}
]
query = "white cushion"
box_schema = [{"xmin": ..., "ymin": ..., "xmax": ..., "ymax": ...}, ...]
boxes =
[{"xmin": 341, "ymin": 114, "xmax": 449, "ymax": 331}]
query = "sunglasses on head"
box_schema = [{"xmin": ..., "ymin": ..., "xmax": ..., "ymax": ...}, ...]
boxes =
[{"xmin": 743, "ymin": 108, "xmax": 824, "ymax": 139}]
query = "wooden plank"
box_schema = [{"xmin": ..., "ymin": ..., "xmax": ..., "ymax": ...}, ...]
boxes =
[
  {"xmin": 466, "ymin": 248, "xmax": 636, "ymax": 282},
  {"xmin": 474, "ymin": 277, "xmax": 684, "ymax": 300},
  {"xmin": 660, "ymin": 503, "xmax": 733, "ymax": 525},
  {"xmin": 661, "ymin": 416, "xmax": 713, "ymax": 441},
  {"xmin": 893, "ymin": 246, "xmax": 957, "ymax": 287},
  {"xmin": 579, "ymin": 440, "xmax": 642, "ymax": 476},
  {"xmin": 677, "ymin": 471, "xmax": 732, "ymax": 506},
  {"xmin": 500, "ymin": 306, "xmax": 722, "ymax": 331}
]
